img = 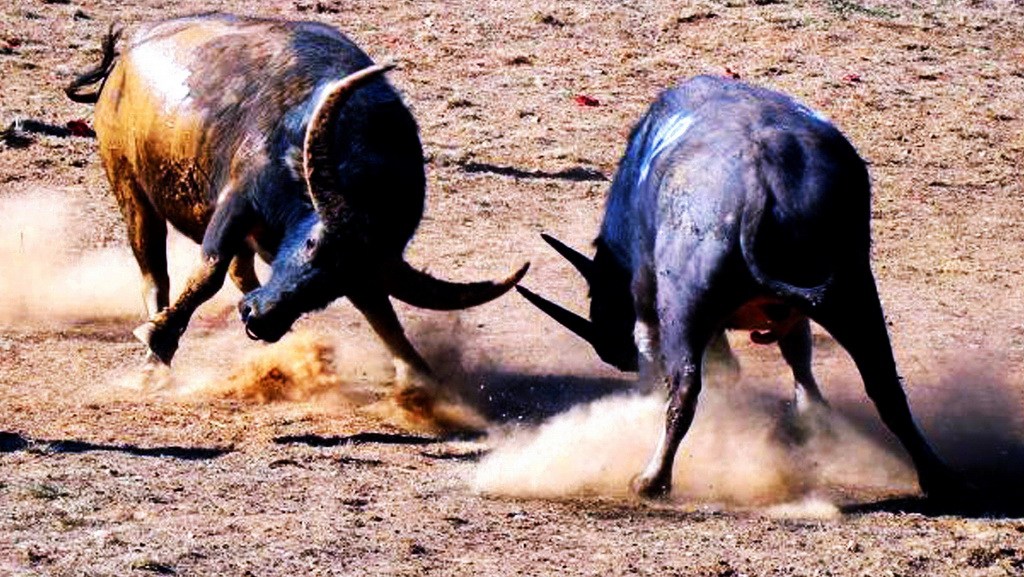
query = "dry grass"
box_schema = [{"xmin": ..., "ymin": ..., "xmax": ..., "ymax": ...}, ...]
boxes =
[{"xmin": 2, "ymin": 1, "xmax": 1024, "ymax": 575}]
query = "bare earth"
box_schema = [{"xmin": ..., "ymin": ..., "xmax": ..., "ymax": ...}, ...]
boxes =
[{"xmin": 2, "ymin": 0, "xmax": 1024, "ymax": 575}]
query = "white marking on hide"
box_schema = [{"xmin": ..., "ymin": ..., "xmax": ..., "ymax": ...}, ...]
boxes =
[
  {"xmin": 143, "ymin": 285, "xmax": 161, "ymax": 319},
  {"xmin": 634, "ymin": 320, "xmax": 658, "ymax": 364},
  {"xmin": 215, "ymin": 186, "xmax": 231, "ymax": 206},
  {"xmin": 795, "ymin": 101, "xmax": 829, "ymax": 124},
  {"xmin": 309, "ymin": 220, "xmax": 325, "ymax": 242},
  {"xmin": 634, "ymin": 319, "xmax": 665, "ymax": 394},
  {"xmin": 283, "ymin": 145, "xmax": 303, "ymax": 181},
  {"xmin": 637, "ymin": 112, "xmax": 695, "ymax": 186},
  {"xmin": 132, "ymin": 43, "xmax": 192, "ymax": 108}
]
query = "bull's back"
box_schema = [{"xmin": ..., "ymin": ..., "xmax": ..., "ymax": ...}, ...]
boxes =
[
  {"xmin": 636, "ymin": 78, "xmax": 867, "ymax": 270},
  {"xmin": 93, "ymin": 15, "xmax": 368, "ymax": 241}
]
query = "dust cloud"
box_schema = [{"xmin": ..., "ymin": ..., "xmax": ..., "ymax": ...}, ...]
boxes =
[
  {"xmin": 0, "ymin": 190, "xmax": 138, "ymax": 321},
  {"xmin": 366, "ymin": 384, "xmax": 490, "ymax": 434},
  {"xmin": 0, "ymin": 190, "xmax": 505, "ymax": 433},
  {"xmin": 364, "ymin": 317, "xmax": 493, "ymax": 434},
  {"xmin": 119, "ymin": 317, "xmax": 491, "ymax": 435},
  {"xmin": 0, "ymin": 190, "xmax": 236, "ymax": 323},
  {"xmin": 472, "ymin": 386, "xmax": 919, "ymax": 511},
  {"xmin": 916, "ymin": 361, "xmax": 1024, "ymax": 496},
  {"xmin": 214, "ymin": 330, "xmax": 346, "ymax": 403}
]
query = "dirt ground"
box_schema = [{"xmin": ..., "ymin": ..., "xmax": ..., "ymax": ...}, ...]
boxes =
[{"xmin": 2, "ymin": 0, "xmax": 1024, "ymax": 575}]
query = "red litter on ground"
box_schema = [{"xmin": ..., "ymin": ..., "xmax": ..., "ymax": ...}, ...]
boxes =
[
  {"xmin": 574, "ymin": 94, "xmax": 600, "ymax": 107},
  {"xmin": 66, "ymin": 119, "xmax": 96, "ymax": 137},
  {"xmin": 842, "ymin": 73, "xmax": 862, "ymax": 83}
]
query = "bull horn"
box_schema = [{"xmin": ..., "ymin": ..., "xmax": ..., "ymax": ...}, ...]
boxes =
[
  {"xmin": 303, "ymin": 62, "xmax": 396, "ymax": 219},
  {"xmin": 514, "ymin": 285, "xmax": 596, "ymax": 345},
  {"xmin": 387, "ymin": 261, "xmax": 530, "ymax": 310},
  {"xmin": 541, "ymin": 234, "xmax": 594, "ymax": 282}
]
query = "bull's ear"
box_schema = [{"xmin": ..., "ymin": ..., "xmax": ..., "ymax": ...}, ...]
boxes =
[
  {"xmin": 541, "ymin": 234, "xmax": 595, "ymax": 283},
  {"xmin": 303, "ymin": 62, "xmax": 396, "ymax": 226}
]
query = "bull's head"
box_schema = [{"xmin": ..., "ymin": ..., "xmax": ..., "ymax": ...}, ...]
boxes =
[
  {"xmin": 238, "ymin": 63, "xmax": 528, "ymax": 355},
  {"xmin": 517, "ymin": 234, "xmax": 638, "ymax": 372}
]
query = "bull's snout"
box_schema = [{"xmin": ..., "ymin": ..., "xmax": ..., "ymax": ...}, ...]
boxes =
[
  {"xmin": 237, "ymin": 298, "xmax": 261, "ymax": 340},
  {"xmin": 238, "ymin": 301, "xmax": 254, "ymax": 324},
  {"xmin": 237, "ymin": 292, "xmax": 290, "ymax": 343}
]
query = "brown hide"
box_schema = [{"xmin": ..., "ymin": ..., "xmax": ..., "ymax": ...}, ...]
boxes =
[
  {"xmin": 74, "ymin": 14, "xmax": 527, "ymax": 371},
  {"xmin": 93, "ymin": 17, "xmax": 315, "ymax": 244}
]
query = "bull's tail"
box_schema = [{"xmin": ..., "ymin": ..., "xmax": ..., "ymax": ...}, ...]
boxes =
[
  {"xmin": 738, "ymin": 154, "xmax": 831, "ymax": 307},
  {"xmin": 65, "ymin": 24, "xmax": 122, "ymax": 104}
]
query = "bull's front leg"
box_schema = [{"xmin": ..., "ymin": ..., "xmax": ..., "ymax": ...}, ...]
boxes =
[
  {"xmin": 632, "ymin": 265, "xmax": 664, "ymax": 393},
  {"xmin": 630, "ymin": 239, "xmax": 748, "ymax": 499},
  {"xmin": 135, "ymin": 192, "xmax": 255, "ymax": 364},
  {"xmin": 631, "ymin": 284, "xmax": 724, "ymax": 497},
  {"xmin": 348, "ymin": 290, "xmax": 433, "ymax": 385},
  {"xmin": 631, "ymin": 357, "xmax": 703, "ymax": 499}
]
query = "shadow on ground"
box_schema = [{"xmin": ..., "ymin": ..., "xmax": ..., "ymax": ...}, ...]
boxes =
[
  {"xmin": 273, "ymin": 431, "xmax": 451, "ymax": 446},
  {"xmin": 844, "ymin": 493, "xmax": 1024, "ymax": 519},
  {"xmin": 0, "ymin": 431, "xmax": 231, "ymax": 459},
  {"xmin": 454, "ymin": 370, "xmax": 634, "ymax": 424}
]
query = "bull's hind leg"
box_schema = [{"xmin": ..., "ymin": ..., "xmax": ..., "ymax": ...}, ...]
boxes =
[
  {"xmin": 810, "ymin": 265, "xmax": 964, "ymax": 500},
  {"xmin": 778, "ymin": 317, "xmax": 827, "ymax": 412},
  {"xmin": 112, "ymin": 177, "xmax": 170, "ymax": 319}
]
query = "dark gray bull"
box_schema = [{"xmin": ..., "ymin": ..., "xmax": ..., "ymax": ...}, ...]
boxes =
[
  {"xmin": 66, "ymin": 14, "xmax": 527, "ymax": 375},
  {"xmin": 518, "ymin": 75, "xmax": 963, "ymax": 500}
]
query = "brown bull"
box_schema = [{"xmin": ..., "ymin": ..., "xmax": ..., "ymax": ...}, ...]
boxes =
[{"xmin": 66, "ymin": 14, "xmax": 527, "ymax": 375}]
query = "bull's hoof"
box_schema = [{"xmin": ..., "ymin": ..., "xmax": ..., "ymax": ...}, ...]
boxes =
[
  {"xmin": 132, "ymin": 321, "xmax": 177, "ymax": 365},
  {"xmin": 630, "ymin": 474, "xmax": 672, "ymax": 500}
]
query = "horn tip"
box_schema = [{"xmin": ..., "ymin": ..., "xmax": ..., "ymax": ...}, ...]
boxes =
[
  {"xmin": 540, "ymin": 233, "xmax": 570, "ymax": 252},
  {"xmin": 509, "ymin": 262, "xmax": 530, "ymax": 285},
  {"xmin": 539, "ymin": 233, "xmax": 557, "ymax": 246}
]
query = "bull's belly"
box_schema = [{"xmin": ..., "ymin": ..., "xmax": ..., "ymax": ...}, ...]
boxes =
[{"xmin": 145, "ymin": 163, "xmax": 217, "ymax": 242}]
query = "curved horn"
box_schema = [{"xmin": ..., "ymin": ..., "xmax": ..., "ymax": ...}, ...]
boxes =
[
  {"xmin": 303, "ymin": 62, "xmax": 397, "ymax": 220},
  {"xmin": 514, "ymin": 285, "xmax": 596, "ymax": 345},
  {"xmin": 541, "ymin": 234, "xmax": 594, "ymax": 282},
  {"xmin": 387, "ymin": 261, "xmax": 530, "ymax": 311}
]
